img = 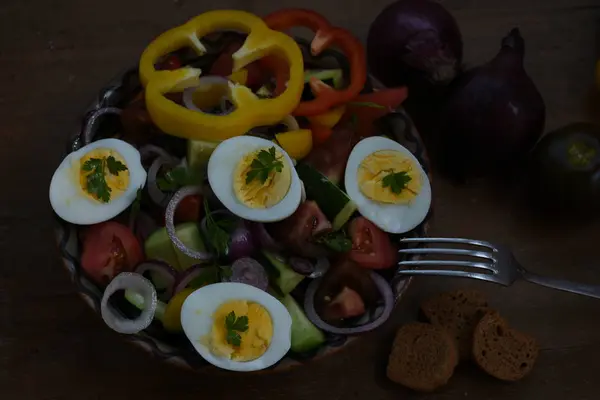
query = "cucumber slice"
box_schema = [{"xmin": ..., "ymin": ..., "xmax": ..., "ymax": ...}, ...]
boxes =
[
  {"xmin": 124, "ymin": 289, "xmax": 167, "ymax": 324},
  {"xmin": 296, "ymin": 163, "xmax": 357, "ymax": 230},
  {"xmin": 280, "ymin": 294, "xmax": 325, "ymax": 353},
  {"xmin": 262, "ymin": 251, "xmax": 304, "ymax": 295},
  {"xmin": 173, "ymin": 222, "xmax": 206, "ymax": 270},
  {"xmin": 144, "ymin": 228, "xmax": 179, "ymax": 269},
  {"xmin": 187, "ymin": 139, "xmax": 220, "ymax": 170},
  {"xmin": 144, "ymin": 223, "xmax": 206, "ymax": 271}
]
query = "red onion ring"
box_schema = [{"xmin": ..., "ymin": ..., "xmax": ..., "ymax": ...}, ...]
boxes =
[
  {"xmin": 101, "ymin": 272, "xmax": 157, "ymax": 334},
  {"xmin": 173, "ymin": 264, "xmax": 210, "ymax": 294},
  {"xmin": 147, "ymin": 156, "xmax": 179, "ymax": 207},
  {"xmin": 247, "ymin": 222, "xmax": 283, "ymax": 252},
  {"xmin": 303, "ymin": 272, "xmax": 394, "ymax": 335},
  {"xmin": 134, "ymin": 260, "xmax": 178, "ymax": 302},
  {"xmin": 83, "ymin": 107, "xmax": 122, "ymax": 145},
  {"xmin": 230, "ymin": 258, "xmax": 269, "ymax": 291},
  {"xmin": 289, "ymin": 257, "xmax": 330, "ymax": 278},
  {"xmin": 165, "ymin": 186, "xmax": 213, "ymax": 262},
  {"xmin": 139, "ymin": 144, "xmax": 176, "ymax": 162}
]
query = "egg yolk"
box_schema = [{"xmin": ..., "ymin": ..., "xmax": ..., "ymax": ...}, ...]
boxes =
[
  {"xmin": 209, "ymin": 300, "xmax": 273, "ymax": 362},
  {"xmin": 233, "ymin": 148, "xmax": 291, "ymax": 208},
  {"xmin": 357, "ymin": 150, "xmax": 421, "ymax": 204},
  {"xmin": 79, "ymin": 148, "xmax": 130, "ymax": 203}
]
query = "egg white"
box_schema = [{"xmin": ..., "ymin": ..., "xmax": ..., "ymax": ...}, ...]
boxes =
[
  {"xmin": 180, "ymin": 282, "xmax": 292, "ymax": 372},
  {"xmin": 49, "ymin": 138, "xmax": 147, "ymax": 225},
  {"xmin": 207, "ymin": 136, "xmax": 302, "ymax": 222},
  {"xmin": 344, "ymin": 137, "xmax": 431, "ymax": 234}
]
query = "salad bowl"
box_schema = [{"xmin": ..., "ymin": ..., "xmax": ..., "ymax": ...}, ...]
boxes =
[{"xmin": 53, "ymin": 32, "xmax": 432, "ymax": 372}]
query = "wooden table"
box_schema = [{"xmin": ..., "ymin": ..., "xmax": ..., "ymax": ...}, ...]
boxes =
[{"xmin": 1, "ymin": 0, "xmax": 599, "ymax": 398}]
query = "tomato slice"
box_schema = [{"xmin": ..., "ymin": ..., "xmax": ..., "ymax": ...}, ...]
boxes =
[
  {"xmin": 81, "ymin": 222, "xmax": 143, "ymax": 286},
  {"xmin": 349, "ymin": 217, "xmax": 397, "ymax": 269},
  {"xmin": 174, "ymin": 194, "xmax": 202, "ymax": 224},
  {"xmin": 309, "ymin": 122, "xmax": 333, "ymax": 146},
  {"xmin": 323, "ymin": 286, "xmax": 366, "ymax": 321}
]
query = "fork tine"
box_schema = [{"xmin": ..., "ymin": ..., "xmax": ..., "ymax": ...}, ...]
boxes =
[
  {"xmin": 398, "ymin": 248, "xmax": 496, "ymax": 261},
  {"xmin": 401, "ymin": 237, "xmax": 495, "ymax": 249},
  {"xmin": 398, "ymin": 260, "xmax": 497, "ymax": 272},
  {"xmin": 395, "ymin": 269, "xmax": 502, "ymax": 284}
]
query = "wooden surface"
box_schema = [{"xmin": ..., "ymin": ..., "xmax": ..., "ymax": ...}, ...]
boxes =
[{"xmin": 1, "ymin": 0, "xmax": 600, "ymax": 398}]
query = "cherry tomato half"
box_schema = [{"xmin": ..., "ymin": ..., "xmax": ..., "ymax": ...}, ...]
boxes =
[
  {"xmin": 349, "ymin": 217, "xmax": 397, "ymax": 269},
  {"xmin": 81, "ymin": 221, "xmax": 143, "ymax": 286},
  {"xmin": 174, "ymin": 194, "xmax": 202, "ymax": 224}
]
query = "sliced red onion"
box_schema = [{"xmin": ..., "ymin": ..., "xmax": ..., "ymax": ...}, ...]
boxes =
[
  {"xmin": 147, "ymin": 156, "xmax": 179, "ymax": 207},
  {"xmin": 228, "ymin": 222, "xmax": 256, "ymax": 261},
  {"xmin": 83, "ymin": 107, "xmax": 121, "ymax": 145},
  {"xmin": 165, "ymin": 186, "xmax": 213, "ymax": 262},
  {"xmin": 289, "ymin": 257, "xmax": 330, "ymax": 278},
  {"xmin": 247, "ymin": 222, "xmax": 283, "ymax": 252},
  {"xmin": 129, "ymin": 211, "xmax": 159, "ymax": 244},
  {"xmin": 230, "ymin": 258, "xmax": 269, "ymax": 291},
  {"xmin": 303, "ymin": 272, "xmax": 394, "ymax": 335},
  {"xmin": 134, "ymin": 260, "xmax": 178, "ymax": 302},
  {"xmin": 101, "ymin": 272, "xmax": 157, "ymax": 334},
  {"xmin": 173, "ymin": 264, "xmax": 207, "ymax": 294},
  {"xmin": 139, "ymin": 144, "xmax": 176, "ymax": 162},
  {"xmin": 282, "ymin": 115, "xmax": 300, "ymax": 131}
]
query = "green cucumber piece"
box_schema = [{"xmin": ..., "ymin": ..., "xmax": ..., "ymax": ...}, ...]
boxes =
[
  {"xmin": 124, "ymin": 289, "xmax": 167, "ymax": 324},
  {"xmin": 187, "ymin": 139, "xmax": 220, "ymax": 170},
  {"xmin": 280, "ymin": 294, "xmax": 325, "ymax": 353},
  {"xmin": 144, "ymin": 228, "xmax": 180, "ymax": 269},
  {"xmin": 262, "ymin": 251, "xmax": 304, "ymax": 295},
  {"xmin": 173, "ymin": 222, "xmax": 206, "ymax": 270},
  {"xmin": 296, "ymin": 163, "xmax": 357, "ymax": 230}
]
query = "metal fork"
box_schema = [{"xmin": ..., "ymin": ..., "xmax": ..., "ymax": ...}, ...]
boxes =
[{"xmin": 397, "ymin": 237, "xmax": 600, "ymax": 299}]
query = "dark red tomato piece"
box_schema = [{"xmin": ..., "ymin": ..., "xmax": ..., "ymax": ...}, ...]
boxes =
[
  {"xmin": 174, "ymin": 194, "xmax": 203, "ymax": 224},
  {"xmin": 349, "ymin": 217, "xmax": 397, "ymax": 269},
  {"xmin": 271, "ymin": 200, "xmax": 332, "ymax": 258},
  {"xmin": 322, "ymin": 286, "xmax": 366, "ymax": 321},
  {"xmin": 81, "ymin": 222, "xmax": 143, "ymax": 286},
  {"xmin": 341, "ymin": 87, "xmax": 409, "ymax": 141},
  {"xmin": 209, "ymin": 41, "xmax": 264, "ymax": 89},
  {"xmin": 157, "ymin": 55, "xmax": 182, "ymax": 70},
  {"xmin": 303, "ymin": 125, "xmax": 354, "ymax": 185}
]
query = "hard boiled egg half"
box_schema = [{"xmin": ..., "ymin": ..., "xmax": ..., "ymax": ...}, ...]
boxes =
[
  {"xmin": 208, "ymin": 136, "xmax": 302, "ymax": 222},
  {"xmin": 344, "ymin": 137, "xmax": 431, "ymax": 234},
  {"xmin": 50, "ymin": 138, "xmax": 146, "ymax": 225},
  {"xmin": 180, "ymin": 282, "xmax": 292, "ymax": 371}
]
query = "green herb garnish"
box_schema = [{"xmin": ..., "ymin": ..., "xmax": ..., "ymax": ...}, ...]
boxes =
[
  {"xmin": 349, "ymin": 101, "xmax": 386, "ymax": 109},
  {"xmin": 318, "ymin": 232, "xmax": 352, "ymax": 253},
  {"xmin": 203, "ymin": 199, "xmax": 232, "ymax": 258},
  {"xmin": 81, "ymin": 156, "xmax": 128, "ymax": 203},
  {"xmin": 156, "ymin": 166, "xmax": 201, "ymax": 192},
  {"xmin": 225, "ymin": 311, "xmax": 249, "ymax": 347},
  {"xmin": 382, "ymin": 170, "xmax": 412, "ymax": 194},
  {"xmin": 245, "ymin": 147, "xmax": 284, "ymax": 185}
]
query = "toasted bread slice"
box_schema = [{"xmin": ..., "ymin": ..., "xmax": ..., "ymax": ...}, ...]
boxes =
[
  {"xmin": 473, "ymin": 311, "xmax": 538, "ymax": 381},
  {"xmin": 387, "ymin": 322, "xmax": 459, "ymax": 392},
  {"xmin": 421, "ymin": 290, "xmax": 489, "ymax": 360}
]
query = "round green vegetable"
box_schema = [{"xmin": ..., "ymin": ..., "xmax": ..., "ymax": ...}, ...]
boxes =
[{"xmin": 529, "ymin": 122, "xmax": 600, "ymax": 213}]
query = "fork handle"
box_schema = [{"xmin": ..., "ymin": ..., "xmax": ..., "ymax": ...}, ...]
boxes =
[{"xmin": 521, "ymin": 271, "xmax": 600, "ymax": 299}]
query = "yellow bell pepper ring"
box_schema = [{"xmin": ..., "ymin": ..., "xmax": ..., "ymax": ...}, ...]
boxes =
[{"xmin": 139, "ymin": 10, "xmax": 305, "ymax": 141}]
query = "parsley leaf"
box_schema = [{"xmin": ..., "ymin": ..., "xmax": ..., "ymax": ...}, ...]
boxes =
[
  {"xmin": 245, "ymin": 147, "xmax": 284, "ymax": 185},
  {"xmin": 156, "ymin": 166, "xmax": 200, "ymax": 192},
  {"xmin": 106, "ymin": 156, "xmax": 127, "ymax": 175},
  {"xmin": 225, "ymin": 311, "xmax": 249, "ymax": 347},
  {"xmin": 318, "ymin": 232, "xmax": 352, "ymax": 253},
  {"xmin": 203, "ymin": 199, "xmax": 232, "ymax": 258},
  {"xmin": 81, "ymin": 156, "xmax": 128, "ymax": 203},
  {"xmin": 381, "ymin": 170, "xmax": 412, "ymax": 194}
]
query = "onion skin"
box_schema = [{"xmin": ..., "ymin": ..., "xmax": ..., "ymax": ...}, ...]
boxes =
[
  {"xmin": 367, "ymin": 0, "xmax": 463, "ymax": 88},
  {"xmin": 439, "ymin": 28, "xmax": 546, "ymax": 178}
]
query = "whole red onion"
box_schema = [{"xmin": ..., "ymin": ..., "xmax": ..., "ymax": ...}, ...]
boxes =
[
  {"xmin": 367, "ymin": 0, "xmax": 463, "ymax": 88},
  {"xmin": 438, "ymin": 28, "xmax": 546, "ymax": 178}
]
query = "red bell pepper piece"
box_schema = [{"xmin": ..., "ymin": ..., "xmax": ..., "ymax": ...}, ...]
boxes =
[
  {"xmin": 262, "ymin": 9, "xmax": 367, "ymax": 117},
  {"xmin": 341, "ymin": 87, "xmax": 409, "ymax": 141}
]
